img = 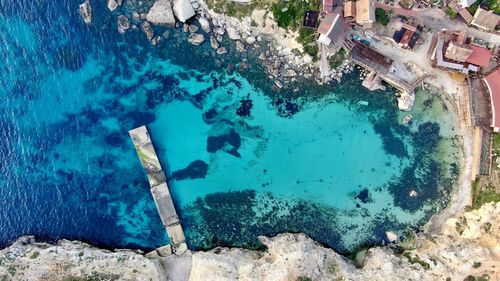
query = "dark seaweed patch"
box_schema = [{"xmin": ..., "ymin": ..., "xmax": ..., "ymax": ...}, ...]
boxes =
[
  {"xmin": 171, "ymin": 160, "xmax": 209, "ymax": 180},
  {"xmin": 273, "ymin": 98, "xmax": 300, "ymax": 118},
  {"xmin": 236, "ymin": 97, "xmax": 253, "ymax": 117},
  {"xmin": 372, "ymin": 122, "xmax": 408, "ymax": 158},
  {"xmin": 206, "ymin": 129, "xmax": 241, "ymax": 157}
]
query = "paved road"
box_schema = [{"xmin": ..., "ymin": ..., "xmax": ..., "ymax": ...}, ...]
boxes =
[
  {"xmin": 416, "ymin": 9, "xmax": 500, "ymax": 45},
  {"xmin": 374, "ymin": 4, "xmax": 500, "ymax": 44}
]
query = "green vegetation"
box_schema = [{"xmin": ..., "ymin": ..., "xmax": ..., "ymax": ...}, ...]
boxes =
[
  {"xmin": 29, "ymin": 251, "xmax": 40, "ymax": 259},
  {"xmin": 468, "ymin": 0, "xmax": 500, "ymax": 15},
  {"xmin": 63, "ymin": 272, "xmax": 120, "ymax": 281},
  {"xmin": 329, "ymin": 48, "xmax": 346, "ymax": 69},
  {"xmin": 297, "ymin": 277, "xmax": 313, "ymax": 281},
  {"xmin": 272, "ymin": 0, "xmax": 321, "ymax": 30},
  {"xmin": 445, "ymin": 7, "xmax": 458, "ymax": 19},
  {"xmin": 205, "ymin": 0, "xmax": 273, "ymax": 19},
  {"xmin": 464, "ymin": 274, "xmax": 491, "ymax": 281},
  {"xmin": 402, "ymin": 252, "xmax": 431, "ymax": 270},
  {"xmin": 375, "ymin": 8, "xmax": 391, "ymax": 26},
  {"xmin": 471, "ymin": 178, "xmax": 500, "ymax": 209},
  {"xmin": 7, "ymin": 266, "xmax": 16, "ymax": 276},
  {"xmin": 297, "ymin": 27, "xmax": 319, "ymax": 59}
]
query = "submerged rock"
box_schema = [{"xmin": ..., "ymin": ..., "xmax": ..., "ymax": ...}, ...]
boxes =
[
  {"xmin": 147, "ymin": 0, "xmax": 176, "ymax": 26},
  {"xmin": 213, "ymin": 27, "xmax": 225, "ymax": 36},
  {"xmin": 173, "ymin": 0, "xmax": 196, "ymax": 22},
  {"xmin": 117, "ymin": 15, "xmax": 130, "ymax": 34},
  {"xmin": 187, "ymin": 33, "xmax": 205, "ymax": 45},
  {"xmin": 235, "ymin": 41, "xmax": 245, "ymax": 52},
  {"xmin": 210, "ymin": 35, "xmax": 219, "ymax": 50},
  {"xmin": 141, "ymin": 21, "xmax": 154, "ymax": 40},
  {"xmin": 107, "ymin": 0, "xmax": 119, "ymax": 11},
  {"xmin": 188, "ymin": 24, "xmax": 199, "ymax": 33},
  {"xmin": 216, "ymin": 47, "xmax": 227, "ymax": 55},
  {"xmin": 79, "ymin": 0, "xmax": 92, "ymax": 24}
]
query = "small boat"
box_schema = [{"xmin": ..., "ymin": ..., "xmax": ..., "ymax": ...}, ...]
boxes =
[
  {"xmin": 358, "ymin": 100, "xmax": 369, "ymax": 106},
  {"xmin": 402, "ymin": 114, "xmax": 413, "ymax": 124}
]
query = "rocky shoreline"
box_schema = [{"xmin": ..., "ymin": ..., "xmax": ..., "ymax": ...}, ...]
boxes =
[
  {"xmin": 1, "ymin": 202, "xmax": 499, "ymax": 280},
  {"xmin": 80, "ymin": 0, "xmax": 355, "ymax": 90}
]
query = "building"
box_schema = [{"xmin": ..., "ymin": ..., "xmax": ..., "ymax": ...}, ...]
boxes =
[
  {"xmin": 483, "ymin": 69, "xmax": 500, "ymax": 131},
  {"xmin": 466, "ymin": 45, "xmax": 493, "ymax": 67},
  {"xmin": 445, "ymin": 41, "xmax": 473, "ymax": 62},
  {"xmin": 356, "ymin": 0, "xmax": 375, "ymax": 28},
  {"xmin": 392, "ymin": 22, "xmax": 423, "ymax": 49},
  {"xmin": 344, "ymin": 1, "xmax": 356, "ymax": 20},
  {"xmin": 457, "ymin": 0, "xmax": 475, "ymax": 8},
  {"xmin": 471, "ymin": 7, "xmax": 500, "ymax": 31},
  {"xmin": 323, "ymin": 0, "xmax": 334, "ymax": 13},
  {"xmin": 431, "ymin": 30, "xmax": 492, "ymax": 74},
  {"xmin": 317, "ymin": 12, "xmax": 347, "ymax": 46},
  {"xmin": 459, "ymin": 8, "xmax": 474, "ymax": 24}
]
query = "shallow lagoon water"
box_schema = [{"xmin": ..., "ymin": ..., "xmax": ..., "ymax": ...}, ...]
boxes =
[{"xmin": 0, "ymin": 0, "xmax": 460, "ymax": 252}]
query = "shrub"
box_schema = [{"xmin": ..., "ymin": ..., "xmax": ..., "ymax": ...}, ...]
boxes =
[
  {"xmin": 375, "ymin": 8, "xmax": 391, "ymax": 25},
  {"xmin": 445, "ymin": 7, "xmax": 458, "ymax": 19}
]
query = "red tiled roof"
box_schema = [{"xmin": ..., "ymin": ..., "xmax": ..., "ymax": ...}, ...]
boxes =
[
  {"xmin": 466, "ymin": 45, "xmax": 492, "ymax": 67},
  {"xmin": 484, "ymin": 69, "xmax": 500, "ymax": 131}
]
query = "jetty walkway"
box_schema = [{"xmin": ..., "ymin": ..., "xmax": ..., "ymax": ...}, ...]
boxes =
[{"xmin": 129, "ymin": 126, "xmax": 187, "ymax": 255}]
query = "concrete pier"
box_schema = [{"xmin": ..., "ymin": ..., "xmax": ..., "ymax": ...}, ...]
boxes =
[{"xmin": 129, "ymin": 126, "xmax": 187, "ymax": 254}]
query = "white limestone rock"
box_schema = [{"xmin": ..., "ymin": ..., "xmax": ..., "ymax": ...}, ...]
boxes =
[
  {"xmin": 198, "ymin": 16, "xmax": 211, "ymax": 33},
  {"xmin": 107, "ymin": 0, "xmax": 119, "ymax": 11},
  {"xmin": 173, "ymin": 0, "xmax": 195, "ymax": 22},
  {"xmin": 146, "ymin": 0, "xmax": 176, "ymax": 27},
  {"xmin": 79, "ymin": 0, "xmax": 92, "ymax": 24},
  {"xmin": 187, "ymin": 33, "xmax": 205, "ymax": 45},
  {"xmin": 397, "ymin": 91, "xmax": 415, "ymax": 111},
  {"xmin": 117, "ymin": 15, "xmax": 130, "ymax": 34},
  {"xmin": 226, "ymin": 26, "xmax": 241, "ymax": 40}
]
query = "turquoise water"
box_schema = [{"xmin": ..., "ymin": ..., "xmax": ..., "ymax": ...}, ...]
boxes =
[{"xmin": 0, "ymin": 0, "xmax": 460, "ymax": 252}]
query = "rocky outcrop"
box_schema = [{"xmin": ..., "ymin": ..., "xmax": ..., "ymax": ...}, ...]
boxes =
[
  {"xmin": 147, "ymin": 0, "xmax": 176, "ymax": 26},
  {"xmin": 187, "ymin": 33, "xmax": 205, "ymax": 45},
  {"xmin": 1, "ymin": 202, "xmax": 499, "ymax": 281},
  {"xmin": 173, "ymin": 0, "xmax": 195, "ymax": 22},
  {"xmin": 107, "ymin": 0, "xmax": 120, "ymax": 12},
  {"xmin": 226, "ymin": 26, "xmax": 241, "ymax": 40},
  {"xmin": 79, "ymin": 0, "xmax": 92, "ymax": 24},
  {"xmin": 397, "ymin": 90, "xmax": 415, "ymax": 111},
  {"xmin": 117, "ymin": 15, "xmax": 130, "ymax": 34},
  {"xmin": 198, "ymin": 16, "xmax": 211, "ymax": 33}
]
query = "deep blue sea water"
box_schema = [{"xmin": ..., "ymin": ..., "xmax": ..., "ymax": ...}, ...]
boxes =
[{"xmin": 0, "ymin": 0, "xmax": 460, "ymax": 252}]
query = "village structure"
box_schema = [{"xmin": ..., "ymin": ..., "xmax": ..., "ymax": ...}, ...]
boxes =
[{"xmin": 302, "ymin": 0, "xmax": 499, "ymax": 180}]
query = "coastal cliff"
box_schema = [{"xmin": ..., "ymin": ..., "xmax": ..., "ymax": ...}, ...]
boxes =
[{"xmin": 1, "ymin": 202, "xmax": 498, "ymax": 281}]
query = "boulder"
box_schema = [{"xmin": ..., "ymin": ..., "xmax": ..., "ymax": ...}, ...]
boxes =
[
  {"xmin": 397, "ymin": 91, "xmax": 415, "ymax": 111},
  {"xmin": 182, "ymin": 23, "xmax": 189, "ymax": 32},
  {"xmin": 284, "ymin": 69, "xmax": 297, "ymax": 77},
  {"xmin": 132, "ymin": 11, "xmax": 140, "ymax": 21},
  {"xmin": 187, "ymin": 33, "xmax": 205, "ymax": 45},
  {"xmin": 198, "ymin": 17, "xmax": 211, "ymax": 33},
  {"xmin": 79, "ymin": 0, "xmax": 92, "ymax": 24},
  {"xmin": 385, "ymin": 231, "xmax": 398, "ymax": 243},
  {"xmin": 216, "ymin": 47, "xmax": 227, "ymax": 55},
  {"xmin": 189, "ymin": 25, "xmax": 199, "ymax": 33},
  {"xmin": 107, "ymin": 0, "xmax": 119, "ymax": 11},
  {"xmin": 275, "ymin": 80, "xmax": 283, "ymax": 89},
  {"xmin": 146, "ymin": 0, "xmax": 176, "ymax": 26},
  {"xmin": 245, "ymin": 36, "xmax": 256, "ymax": 45},
  {"xmin": 173, "ymin": 0, "xmax": 195, "ymax": 22},
  {"xmin": 213, "ymin": 27, "xmax": 225, "ymax": 36},
  {"xmin": 226, "ymin": 26, "xmax": 241, "ymax": 40},
  {"xmin": 210, "ymin": 35, "xmax": 219, "ymax": 49},
  {"xmin": 117, "ymin": 15, "xmax": 130, "ymax": 34},
  {"xmin": 141, "ymin": 21, "xmax": 154, "ymax": 40},
  {"xmin": 235, "ymin": 41, "xmax": 245, "ymax": 52}
]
